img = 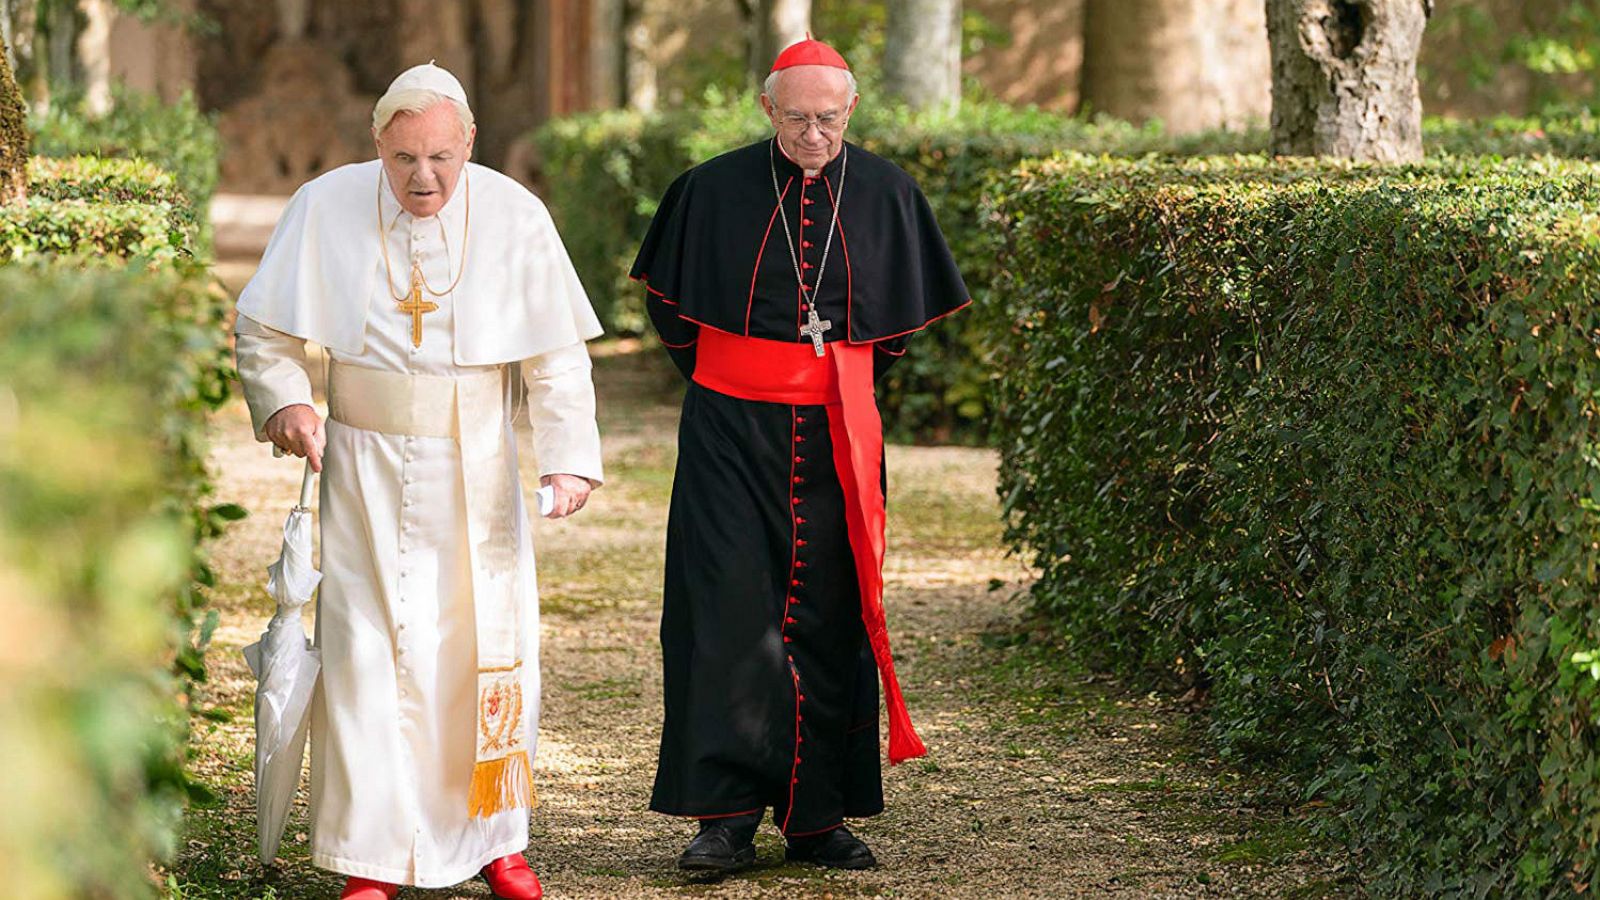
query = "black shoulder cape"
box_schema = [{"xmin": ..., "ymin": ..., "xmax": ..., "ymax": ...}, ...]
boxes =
[{"xmin": 630, "ymin": 139, "xmax": 969, "ymax": 343}]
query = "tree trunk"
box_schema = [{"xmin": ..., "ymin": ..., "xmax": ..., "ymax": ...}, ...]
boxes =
[
  {"xmin": 8, "ymin": 0, "xmax": 41, "ymax": 110},
  {"xmin": 77, "ymin": 0, "xmax": 112, "ymax": 117},
  {"xmin": 1266, "ymin": 0, "xmax": 1428, "ymax": 161},
  {"xmin": 1, "ymin": 0, "xmax": 14, "ymax": 71},
  {"xmin": 883, "ymin": 0, "xmax": 962, "ymax": 112},
  {"xmin": 0, "ymin": 36, "xmax": 28, "ymax": 205},
  {"xmin": 589, "ymin": 0, "xmax": 623, "ymax": 108},
  {"xmin": 622, "ymin": 0, "xmax": 654, "ymax": 112},
  {"xmin": 747, "ymin": 0, "xmax": 809, "ymax": 85},
  {"xmin": 1081, "ymin": 0, "xmax": 1269, "ymax": 133},
  {"xmin": 46, "ymin": 0, "xmax": 73, "ymax": 92},
  {"xmin": 275, "ymin": 0, "xmax": 309, "ymax": 39}
]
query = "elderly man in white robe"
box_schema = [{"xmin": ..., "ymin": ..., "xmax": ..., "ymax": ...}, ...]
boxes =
[{"xmin": 232, "ymin": 63, "xmax": 602, "ymax": 900}]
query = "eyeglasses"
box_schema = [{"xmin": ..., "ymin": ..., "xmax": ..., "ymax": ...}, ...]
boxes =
[{"xmin": 778, "ymin": 112, "xmax": 848, "ymax": 135}]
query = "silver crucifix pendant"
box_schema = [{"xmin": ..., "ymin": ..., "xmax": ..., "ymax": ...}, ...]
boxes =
[{"xmin": 799, "ymin": 305, "xmax": 833, "ymax": 357}]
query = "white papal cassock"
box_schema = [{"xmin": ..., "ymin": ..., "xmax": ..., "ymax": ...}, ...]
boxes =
[{"xmin": 233, "ymin": 160, "xmax": 602, "ymax": 887}]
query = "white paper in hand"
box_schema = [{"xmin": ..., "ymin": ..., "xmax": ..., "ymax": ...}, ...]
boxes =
[{"xmin": 535, "ymin": 485, "xmax": 556, "ymax": 517}]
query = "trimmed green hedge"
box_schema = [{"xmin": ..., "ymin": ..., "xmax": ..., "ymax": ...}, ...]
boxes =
[
  {"xmin": 0, "ymin": 156, "xmax": 231, "ymax": 897},
  {"xmin": 0, "ymin": 263, "xmax": 233, "ymax": 899},
  {"xmin": 30, "ymin": 91, "xmax": 220, "ymax": 250},
  {"xmin": 986, "ymin": 152, "xmax": 1600, "ymax": 894},
  {"xmin": 29, "ymin": 91, "xmax": 220, "ymax": 257},
  {"xmin": 29, "ymin": 155, "xmax": 191, "ymax": 206},
  {"xmin": 1426, "ymin": 113, "xmax": 1600, "ymax": 160},
  {"xmin": 0, "ymin": 157, "xmax": 198, "ymax": 263}
]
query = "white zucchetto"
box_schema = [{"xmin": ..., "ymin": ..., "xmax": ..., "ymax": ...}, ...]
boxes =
[{"xmin": 384, "ymin": 61, "xmax": 471, "ymax": 111}]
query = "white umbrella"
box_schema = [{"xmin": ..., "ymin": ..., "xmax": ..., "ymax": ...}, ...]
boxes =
[{"xmin": 241, "ymin": 462, "xmax": 322, "ymax": 865}]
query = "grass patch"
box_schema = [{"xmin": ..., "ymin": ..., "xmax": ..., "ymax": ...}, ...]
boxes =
[
  {"xmin": 1212, "ymin": 819, "xmax": 1315, "ymax": 865},
  {"xmin": 568, "ymin": 675, "xmax": 643, "ymax": 703}
]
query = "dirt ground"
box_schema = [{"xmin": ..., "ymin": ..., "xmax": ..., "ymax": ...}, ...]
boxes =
[{"xmin": 163, "ymin": 342, "xmax": 1358, "ymax": 900}]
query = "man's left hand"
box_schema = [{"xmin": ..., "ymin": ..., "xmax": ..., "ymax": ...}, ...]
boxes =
[{"xmin": 541, "ymin": 473, "xmax": 594, "ymax": 518}]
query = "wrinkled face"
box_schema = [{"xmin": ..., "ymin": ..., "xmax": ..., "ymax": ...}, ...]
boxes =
[
  {"xmin": 373, "ymin": 101, "xmax": 475, "ymax": 219},
  {"xmin": 760, "ymin": 65, "xmax": 858, "ymax": 172}
]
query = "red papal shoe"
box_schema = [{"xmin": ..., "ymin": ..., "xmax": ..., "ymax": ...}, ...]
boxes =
[
  {"xmin": 481, "ymin": 853, "xmax": 543, "ymax": 900},
  {"xmin": 339, "ymin": 877, "xmax": 399, "ymax": 900}
]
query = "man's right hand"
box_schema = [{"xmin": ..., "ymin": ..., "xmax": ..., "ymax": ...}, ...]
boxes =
[{"xmin": 265, "ymin": 404, "xmax": 326, "ymax": 473}]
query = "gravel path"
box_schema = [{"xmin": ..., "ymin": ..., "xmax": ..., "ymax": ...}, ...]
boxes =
[{"xmin": 168, "ymin": 342, "xmax": 1354, "ymax": 899}]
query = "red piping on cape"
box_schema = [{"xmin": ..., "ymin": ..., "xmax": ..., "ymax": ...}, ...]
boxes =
[
  {"xmin": 636, "ymin": 279, "xmax": 695, "ymax": 345},
  {"xmin": 691, "ymin": 329, "xmax": 927, "ymax": 765},
  {"xmin": 678, "ymin": 313, "xmax": 739, "ymax": 336},
  {"xmin": 748, "ymin": 176, "xmax": 794, "ymax": 335},
  {"xmin": 864, "ymin": 297, "xmax": 973, "ymax": 343},
  {"xmin": 631, "ymin": 273, "xmax": 679, "ymax": 304}
]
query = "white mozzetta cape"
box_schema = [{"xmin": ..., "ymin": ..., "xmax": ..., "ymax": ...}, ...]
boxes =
[{"xmin": 238, "ymin": 159, "xmax": 603, "ymax": 366}]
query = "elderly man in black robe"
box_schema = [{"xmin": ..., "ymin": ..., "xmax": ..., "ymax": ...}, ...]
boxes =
[{"xmin": 630, "ymin": 37, "xmax": 970, "ymax": 875}]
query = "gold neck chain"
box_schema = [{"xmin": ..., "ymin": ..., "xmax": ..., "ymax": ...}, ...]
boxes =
[{"xmin": 378, "ymin": 165, "xmax": 472, "ymax": 301}]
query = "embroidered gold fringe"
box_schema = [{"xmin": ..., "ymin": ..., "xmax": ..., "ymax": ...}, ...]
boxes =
[{"xmin": 467, "ymin": 751, "xmax": 536, "ymax": 818}]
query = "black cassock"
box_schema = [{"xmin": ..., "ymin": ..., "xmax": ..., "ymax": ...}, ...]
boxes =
[{"xmin": 631, "ymin": 138, "xmax": 968, "ymax": 835}]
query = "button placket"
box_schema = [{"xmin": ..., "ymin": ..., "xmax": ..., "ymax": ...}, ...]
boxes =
[
  {"xmin": 398, "ymin": 431, "xmax": 417, "ymax": 686},
  {"xmin": 395, "ymin": 430, "xmax": 418, "ymax": 862},
  {"xmin": 796, "ymin": 180, "xmax": 812, "ymax": 305},
  {"xmin": 780, "ymin": 405, "xmax": 811, "ymax": 833}
]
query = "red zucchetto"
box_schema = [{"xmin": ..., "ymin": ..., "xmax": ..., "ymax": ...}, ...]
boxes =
[{"xmin": 770, "ymin": 36, "xmax": 850, "ymax": 72}]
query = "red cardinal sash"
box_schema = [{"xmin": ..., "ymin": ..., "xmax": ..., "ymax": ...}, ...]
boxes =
[{"xmin": 693, "ymin": 328, "xmax": 927, "ymax": 764}]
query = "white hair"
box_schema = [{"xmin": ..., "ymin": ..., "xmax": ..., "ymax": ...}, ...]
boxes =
[
  {"xmin": 372, "ymin": 88, "xmax": 474, "ymax": 136},
  {"xmin": 762, "ymin": 67, "xmax": 858, "ymax": 102}
]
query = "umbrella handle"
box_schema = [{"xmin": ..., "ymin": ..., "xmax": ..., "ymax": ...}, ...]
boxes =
[{"xmin": 296, "ymin": 461, "xmax": 316, "ymax": 511}]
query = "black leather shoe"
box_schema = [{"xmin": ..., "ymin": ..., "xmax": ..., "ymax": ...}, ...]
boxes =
[
  {"xmin": 677, "ymin": 823, "xmax": 757, "ymax": 874},
  {"xmin": 785, "ymin": 825, "xmax": 877, "ymax": 869}
]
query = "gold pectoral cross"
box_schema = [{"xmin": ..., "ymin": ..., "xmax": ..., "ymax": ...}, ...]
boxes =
[{"xmin": 398, "ymin": 265, "xmax": 439, "ymax": 348}]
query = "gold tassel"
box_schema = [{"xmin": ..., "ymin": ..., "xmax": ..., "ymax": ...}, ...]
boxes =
[{"xmin": 467, "ymin": 751, "xmax": 536, "ymax": 818}]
